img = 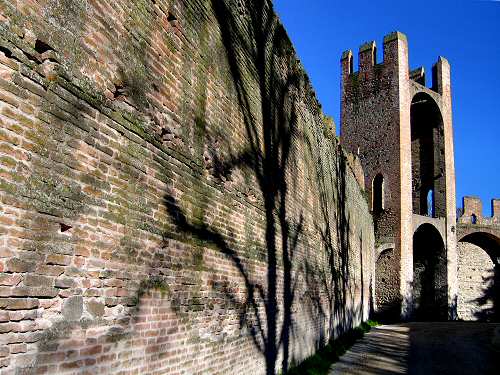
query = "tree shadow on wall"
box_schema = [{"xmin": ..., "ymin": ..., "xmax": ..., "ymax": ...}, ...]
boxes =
[
  {"xmin": 474, "ymin": 264, "xmax": 500, "ymax": 322},
  {"xmin": 8, "ymin": 0, "xmax": 363, "ymax": 373},
  {"xmin": 3, "ymin": 2, "xmax": 200, "ymax": 372},
  {"xmin": 160, "ymin": 0, "xmax": 360, "ymax": 373},
  {"xmin": 162, "ymin": 1, "xmax": 304, "ymax": 374},
  {"xmin": 461, "ymin": 235, "xmax": 500, "ymax": 322},
  {"xmin": 301, "ymin": 135, "xmax": 361, "ymax": 350}
]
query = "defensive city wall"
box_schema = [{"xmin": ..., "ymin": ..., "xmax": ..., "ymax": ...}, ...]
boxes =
[
  {"xmin": 1, "ymin": 0, "xmax": 499, "ymax": 374},
  {"xmin": 0, "ymin": 0, "xmax": 374, "ymax": 374}
]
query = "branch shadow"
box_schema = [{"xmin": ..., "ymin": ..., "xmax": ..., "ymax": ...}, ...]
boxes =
[
  {"xmin": 160, "ymin": 1, "xmax": 322, "ymax": 373},
  {"xmin": 2, "ymin": 0, "xmax": 371, "ymax": 373},
  {"xmin": 473, "ymin": 266, "xmax": 500, "ymax": 322}
]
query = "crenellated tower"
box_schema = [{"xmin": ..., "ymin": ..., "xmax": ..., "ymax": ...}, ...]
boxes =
[{"xmin": 340, "ymin": 32, "xmax": 457, "ymax": 320}]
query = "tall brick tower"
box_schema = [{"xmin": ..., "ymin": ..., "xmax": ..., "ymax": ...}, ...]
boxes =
[{"xmin": 340, "ymin": 32, "xmax": 457, "ymax": 320}]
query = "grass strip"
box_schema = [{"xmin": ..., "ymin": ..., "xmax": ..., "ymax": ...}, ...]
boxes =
[{"xmin": 287, "ymin": 320, "xmax": 379, "ymax": 375}]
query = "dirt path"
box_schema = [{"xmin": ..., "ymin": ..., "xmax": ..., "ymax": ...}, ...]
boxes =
[{"xmin": 329, "ymin": 322, "xmax": 500, "ymax": 375}]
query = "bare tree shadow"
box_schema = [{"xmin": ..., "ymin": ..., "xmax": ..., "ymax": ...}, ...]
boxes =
[
  {"xmin": 474, "ymin": 264, "xmax": 500, "ymax": 322},
  {"xmin": 460, "ymin": 234, "xmax": 500, "ymax": 321},
  {"xmin": 302, "ymin": 138, "xmax": 355, "ymax": 340},
  {"xmin": 160, "ymin": 2, "xmax": 305, "ymax": 373},
  {"xmin": 159, "ymin": 0, "xmax": 368, "ymax": 373},
  {"xmin": 1, "ymin": 1, "xmax": 372, "ymax": 374}
]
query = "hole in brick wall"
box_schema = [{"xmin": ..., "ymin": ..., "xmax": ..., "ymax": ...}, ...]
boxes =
[
  {"xmin": 34, "ymin": 39, "xmax": 53, "ymax": 54},
  {"xmin": 60, "ymin": 223, "xmax": 72, "ymax": 232},
  {"xmin": 0, "ymin": 45, "xmax": 33, "ymax": 64},
  {"xmin": 152, "ymin": 83, "xmax": 159, "ymax": 92},
  {"xmin": 0, "ymin": 45, "xmax": 13, "ymax": 58},
  {"xmin": 113, "ymin": 83, "xmax": 126, "ymax": 99},
  {"xmin": 167, "ymin": 12, "xmax": 177, "ymax": 24}
]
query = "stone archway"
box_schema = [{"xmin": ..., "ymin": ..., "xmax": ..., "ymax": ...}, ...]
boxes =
[{"xmin": 412, "ymin": 223, "xmax": 447, "ymax": 320}]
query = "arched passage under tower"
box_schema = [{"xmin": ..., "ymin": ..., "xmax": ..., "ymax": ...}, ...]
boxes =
[{"xmin": 412, "ymin": 223, "xmax": 448, "ymax": 320}]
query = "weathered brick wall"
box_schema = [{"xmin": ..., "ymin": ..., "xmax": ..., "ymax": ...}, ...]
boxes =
[
  {"xmin": 457, "ymin": 197, "xmax": 500, "ymax": 321},
  {"xmin": 0, "ymin": 0, "xmax": 374, "ymax": 374},
  {"xmin": 494, "ymin": 199, "xmax": 500, "ymax": 224},
  {"xmin": 457, "ymin": 242, "xmax": 495, "ymax": 321},
  {"xmin": 340, "ymin": 35, "xmax": 406, "ymax": 317},
  {"xmin": 460, "ymin": 196, "xmax": 483, "ymax": 222},
  {"xmin": 374, "ymin": 248, "xmax": 398, "ymax": 311}
]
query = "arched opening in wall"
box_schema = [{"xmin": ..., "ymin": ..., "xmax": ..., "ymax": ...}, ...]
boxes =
[
  {"xmin": 457, "ymin": 232, "xmax": 500, "ymax": 321},
  {"xmin": 471, "ymin": 214, "xmax": 477, "ymax": 224},
  {"xmin": 349, "ymin": 54, "xmax": 353, "ymax": 75},
  {"xmin": 375, "ymin": 246, "xmax": 399, "ymax": 321},
  {"xmin": 412, "ymin": 223, "xmax": 447, "ymax": 321},
  {"xmin": 410, "ymin": 93, "xmax": 446, "ymax": 217},
  {"xmin": 372, "ymin": 174, "xmax": 384, "ymax": 215}
]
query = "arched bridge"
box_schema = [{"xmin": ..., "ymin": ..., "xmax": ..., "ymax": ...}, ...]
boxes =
[{"xmin": 457, "ymin": 225, "xmax": 500, "ymax": 249}]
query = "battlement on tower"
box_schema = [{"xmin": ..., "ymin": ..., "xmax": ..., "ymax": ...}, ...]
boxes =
[
  {"xmin": 341, "ymin": 31, "xmax": 404, "ymax": 75},
  {"xmin": 459, "ymin": 196, "xmax": 500, "ymax": 224},
  {"xmin": 341, "ymin": 31, "xmax": 450, "ymax": 95}
]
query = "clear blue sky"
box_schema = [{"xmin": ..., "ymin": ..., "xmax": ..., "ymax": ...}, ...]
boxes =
[{"xmin": 274, "ymin": 0, "xmax": 499, "ymax": 216}]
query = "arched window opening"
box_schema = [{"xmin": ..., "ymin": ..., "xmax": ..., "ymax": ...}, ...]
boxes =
[
  {"xmin": 426, "ymin": 189, "xmax": 435, "ymax": 218},
  {"xmin": 471, "ymin": 214, "xmax": 477, "ymax": 224},
  {"xmin": 349, "ymin": 55, "xmax": 353, "ymax": 75},
  {"xmin": 372, "ymin": 174, "xmax": 384, "ymax": 214},
  {"xmin": 410, "ymin": 92, "xmax": 445, "ymax": 217}
]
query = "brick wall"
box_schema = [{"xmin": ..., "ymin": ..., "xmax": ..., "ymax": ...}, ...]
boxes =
[
  {"xmin": 0, "ymin": 0, "xmax": 374, "ymax": 373},
  {"xmin": 457, "ymin": 242, "xmax": 496, "ymax": 321},
  {"xmin": 341, "ymin": 34, "xmax": 408, "ymax": 317},
  {"xmin": 457, "ymin": 197, "xmax": 500, "ymax": 321}
]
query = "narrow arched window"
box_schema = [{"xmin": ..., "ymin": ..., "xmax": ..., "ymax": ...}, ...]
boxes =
[
  {"xmin": 471, "ymin": 214, "xmax": 477, "ymax": 224},
  {"xmin": 426, "ymin": 189, "xmax": 434, "ymax": 217},
  {"xmin": 372, "ymin": 174, "xmax": 384, "ymax": 214}
]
